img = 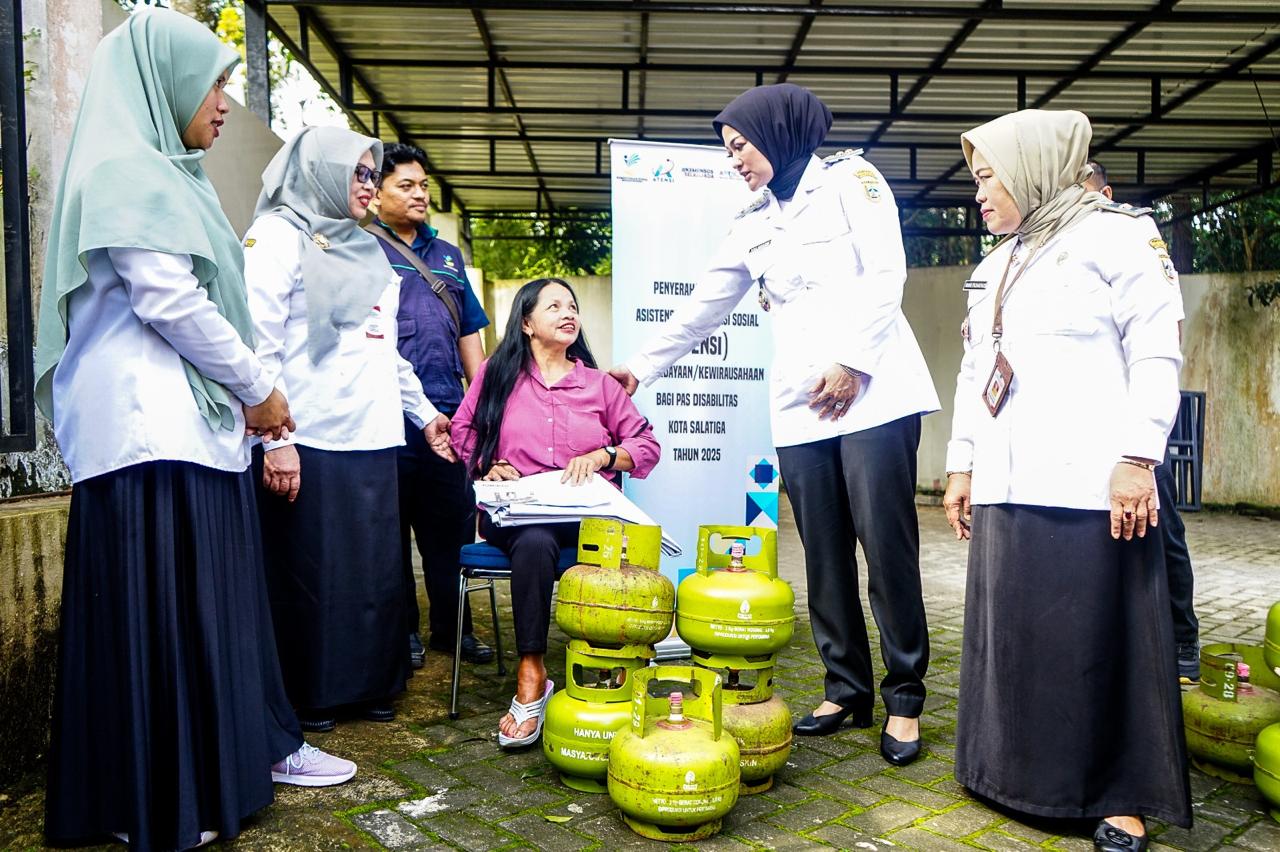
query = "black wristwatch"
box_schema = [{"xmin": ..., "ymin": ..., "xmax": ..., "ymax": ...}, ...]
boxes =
[{"xmin": 601, "ymin": 445, "xmax": 618, "ymax": 470}]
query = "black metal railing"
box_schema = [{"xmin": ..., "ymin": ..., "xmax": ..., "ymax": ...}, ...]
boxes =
[
  {"xmin": 1170, "ymin": 390, "xmax": 1206, "ymax": 511},
  {"xmin": 0, "ymin": 0, "xmax": 33, "ymax": 452}
]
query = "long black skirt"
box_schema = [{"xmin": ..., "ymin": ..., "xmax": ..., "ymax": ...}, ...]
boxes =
[
  {"xmin": 255, "ymin": 446, "xmax": 408, "ymax": 712},
  {"xmin": 955, "ymin": 504, "xmax": 1192, "ymax": 827},
  {"xmin": 46, "ymin": 461, "xmax": 304, "ymax": 850}
]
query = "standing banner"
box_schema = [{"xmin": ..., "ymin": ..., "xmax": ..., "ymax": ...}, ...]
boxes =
[{"xmin": 609, "ymin": 138, "xmax": 777, "ymax": 608}]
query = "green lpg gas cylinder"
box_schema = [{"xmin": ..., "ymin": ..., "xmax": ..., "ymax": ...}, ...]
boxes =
[
  {"xmin": 691, "ymin": 649, "xmax": 791, "ymax": 794},
  {"xmin": 1266, "ymin": 602, "xmax": 1280, "ymax": 677},
  {"xmin": 607, "ymin": 666, "xmax": 740, "ymax": 842},
  {"xmin": 1255, "ymin": 723, "xmax": 1280, "ymax": 824},
  {"xmin": 1183, "ymin": 644, "xmax": 1280, "ymax": 783},
  {"xmin": 721, "ymin": 695, "xmax": 793, "ymax": 795},
  {"xmin": 676, "ymin": 527, "xmax": 794, "ymax": 656},
  {"xmin": 556, "ymin": 519, "xmax": 674, "ymax": 645},
  {"xmin": 544, "ymin": 641, "xmax": 656, "ymax": 793}
]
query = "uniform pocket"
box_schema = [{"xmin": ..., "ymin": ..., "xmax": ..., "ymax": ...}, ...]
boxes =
[
  {"xmin": 565, "ymin": 408, "xmax": 610, "ymax": 455},
  {"xmin": 1031, "ymin": 280, "xmax": 1107, "ymax": 337},
  {"xmin": 397, "ymin": 317, "xmax": 418, "ymax": 339}
]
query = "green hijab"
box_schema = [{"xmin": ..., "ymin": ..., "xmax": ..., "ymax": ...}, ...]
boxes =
[
  {"xmin": 34, "ymin": 8, "xmax": 250, "ymax": 432},
  {"xmin": 961, "ymin": 109, "xmax": 1105, "ymax": 247}
]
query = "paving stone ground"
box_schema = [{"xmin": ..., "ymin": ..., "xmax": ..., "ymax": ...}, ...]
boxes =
[{"xmin": 2, "ymin": 502, "xmax": 1278, "ymax": 851}]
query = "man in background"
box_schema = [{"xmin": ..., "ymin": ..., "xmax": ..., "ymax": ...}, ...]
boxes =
[
  {"xmin": 1086, "ymin": 159, "xmax": 1201, "ymax": 683},
  {"xmin": 372, "ymin": 143, "xmax": 494, "ymax": 669}
]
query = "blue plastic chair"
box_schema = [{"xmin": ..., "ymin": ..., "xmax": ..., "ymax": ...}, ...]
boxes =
[{"xmin": 450, "ymin": 541, "xmax": 579, "ymax": 719}]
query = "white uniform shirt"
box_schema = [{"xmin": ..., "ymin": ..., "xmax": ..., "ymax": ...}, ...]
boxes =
[
  {"xmin": 944, "ymin": 207, "xmax": 1184, "ymax": 510},
  {"xmin": 242, "ymin": 214, "xmax": 438, "ymax": 453},
  {"xmin": 626, "ymin": 153, "xmax": 940, "ymax": 448},
  {"xmin": 51, "ymin": 247, "xmax": 273, "ymax": 483}
]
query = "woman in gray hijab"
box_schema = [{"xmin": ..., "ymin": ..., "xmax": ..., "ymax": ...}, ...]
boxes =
[{"xmin": 244, "ymin": 126, "xmax": 453, "ymax": 732}]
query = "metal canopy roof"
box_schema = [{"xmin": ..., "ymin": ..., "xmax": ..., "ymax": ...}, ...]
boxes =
[{"xmin": 251, "ymin": 0, "xmax": 1280, "ymax": 218}]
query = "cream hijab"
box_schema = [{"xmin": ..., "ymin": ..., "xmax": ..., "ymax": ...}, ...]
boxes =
[{"xmin": 961, "ymin": 109, "xmax": 1105, "ymax": 247}]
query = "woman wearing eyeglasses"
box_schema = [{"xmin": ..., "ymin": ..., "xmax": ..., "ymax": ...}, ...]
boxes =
[{"xmin": 243, "ymin": 126, "xmax": 455, "ymax": 732}]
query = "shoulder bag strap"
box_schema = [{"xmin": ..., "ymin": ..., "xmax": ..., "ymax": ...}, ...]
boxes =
[{"xmin": 363, "ymin": 223, "xmax": 462, "ymax": 334}]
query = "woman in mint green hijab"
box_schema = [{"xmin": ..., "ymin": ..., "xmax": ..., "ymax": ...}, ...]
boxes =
[{"xmin": 39, "ymin": 10, "xmax": 354, "ymax": 850}]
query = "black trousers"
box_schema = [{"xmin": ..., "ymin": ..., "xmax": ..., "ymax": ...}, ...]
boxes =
[
  {"xmin": 777, "ymin": 414, "xmax": 929, "ymax": 718},
  {"xmin": 1157, "ymin": 448, "xmax": 1199, "ymax": 645},
  {"xmin": 479, "ymin": 518, "xmax": 579, "ymax": 655},
  {"xmin": 399, "ymin": 418, "xmax": 475, "ymax": 644}
]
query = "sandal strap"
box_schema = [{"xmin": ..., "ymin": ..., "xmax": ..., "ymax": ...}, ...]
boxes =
[{"xmin": 504, "ymin": 681, "xmax": 552, "ymax": 725}]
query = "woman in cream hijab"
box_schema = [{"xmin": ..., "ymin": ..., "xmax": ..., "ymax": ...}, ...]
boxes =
[
  {"xmin": 943, "ymin": 110, "xmax": 1190, "ymax": 850},
  {"xmin": 35, "ymin": 10, "xmax": 354, "ymax": 850},
  {"xmin": 244, "ymin": 126, "xmax": 452, "ymax": 733}
]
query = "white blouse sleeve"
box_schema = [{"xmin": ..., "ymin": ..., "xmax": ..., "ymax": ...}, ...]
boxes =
[{"xmin": 109, "ymin": 246, "xmax": 273, "ymax": 406}]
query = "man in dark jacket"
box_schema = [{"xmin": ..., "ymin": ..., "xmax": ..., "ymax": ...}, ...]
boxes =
[{"xmin": 373, "ymin": 143, "xmax": 494, "ymax": 668}]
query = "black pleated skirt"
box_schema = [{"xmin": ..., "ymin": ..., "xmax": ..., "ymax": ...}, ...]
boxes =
[
  {"xmin": 255, "ymin": 446, "xmax": 408, "ymax": 712},
  {"xmin": 955, "ymin": 504, "xmax": 1192, "ymax": 828},
  {"xmin": 45, "ymin": 461, "xmax": 304, "ymax": 850}
]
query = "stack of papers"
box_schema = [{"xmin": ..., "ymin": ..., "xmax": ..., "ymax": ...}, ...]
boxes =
[{"xmin": 474, "ymin": 471, "xmax": 683, "ymax": 556}]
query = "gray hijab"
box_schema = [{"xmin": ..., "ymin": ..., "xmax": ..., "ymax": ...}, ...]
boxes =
[{"xmin": 254, "ymin": 125, "xmax": 389, "ymax": 362}]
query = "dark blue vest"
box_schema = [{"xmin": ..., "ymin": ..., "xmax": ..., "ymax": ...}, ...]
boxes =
[{"xmin": 372, "ymin": 222, "xmax": 467, "ymax": 413}]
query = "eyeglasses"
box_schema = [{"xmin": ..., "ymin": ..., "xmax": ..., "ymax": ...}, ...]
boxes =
[{"xmin": 354, "ymin": 164, "xmax": 382, "ymax": 186}]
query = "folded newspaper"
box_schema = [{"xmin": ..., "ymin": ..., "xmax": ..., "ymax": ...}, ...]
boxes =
[{"xmin": 473, "ymin": 471, "xmax": 683, "ymax": 556}]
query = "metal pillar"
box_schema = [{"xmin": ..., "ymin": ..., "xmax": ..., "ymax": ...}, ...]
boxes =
[{"xmin": 244, "ymin": 0, "xmax": 271, "ymax": 124}]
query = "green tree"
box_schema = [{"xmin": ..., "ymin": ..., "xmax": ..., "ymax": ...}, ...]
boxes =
[
  {"xmin": 470, "ymin": 212, "xmax": 611, "ymax": 280},
  {"xmin": 1189, "ymin": 187, "xmax": 1280, "ymax": 274}
]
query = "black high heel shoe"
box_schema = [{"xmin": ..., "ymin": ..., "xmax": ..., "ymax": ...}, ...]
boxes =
[
  {"xmin": 879, "ymin": 718, "xmax": 922, "ymax": 766},
  {"xmin": 792, "ymin": 705, "xmax": 872, "ymax": 736},
  {"xmin": 1093, "ymin": 819, "xmax": 1148, "ymax": 851}
]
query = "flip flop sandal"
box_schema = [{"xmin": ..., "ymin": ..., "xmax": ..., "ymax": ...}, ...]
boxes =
[{"xmin": 497, "ymin": 679, "xmax": 554, "ymax": 748}]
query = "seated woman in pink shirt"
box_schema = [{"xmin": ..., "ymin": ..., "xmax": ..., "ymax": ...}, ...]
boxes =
[{"xmin": 452, "ymin": 277, "xmax": 660, "ymax": 747}]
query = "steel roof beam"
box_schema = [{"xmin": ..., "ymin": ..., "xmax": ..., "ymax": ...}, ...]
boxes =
[
  {"xmin": 866, "ymin": 0, "xmax": 997, "ymax": 146},
  {"xmin": 262, "ymin": 1, "xmax": 1280, "ymax": 26},
  {"xmin": 355, "ymin": 102, "xmax": 1279, "ymax": 129},
  {"xmin": 348, "ymin": 56, "xmax": 1280, "ymax": 84},
  {"xmin": 469, "ymin": 8, "xmax": 553, "ymax": 212},
  {"xmin": 402, "ymin": 130, "xmax": 1255, "ymax": 156},
  {"xmin": 911, "ymin": 0, "xmax": 1178, "ymax": 206},
  {"xmin": 776, "ymin": 0, "xmax": 821, "ymax": 86},
  {"xmin": 266, "ymin": 9, "xmax": 468, "ymax": 215},
  {"xmin": 1094, "ymin": 30, "xmax": 1280, "ymax": 154}
]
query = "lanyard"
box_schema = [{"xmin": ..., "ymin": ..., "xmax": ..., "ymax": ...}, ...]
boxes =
[{"xmin": 989, "ymin": 236, "xmax": 1043, "ymax": 349}]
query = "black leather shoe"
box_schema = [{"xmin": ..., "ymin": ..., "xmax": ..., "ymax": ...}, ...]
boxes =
[
  {"xmin": 879, "ymin": 719, "xmax": 922, "ymax": 766},
  {"xmin": 361, "ymin": 703, "xmax": 396, "ymax": 723},
  {"xmin": 430, "ymin": 633, "xmax": 495, "ymax": 665},
  {"xmin": 793, "ymin": 705, "xmax": 872, "ymax": 736},
  {"xmin": 1093, "ymin": 819, "xmax": 1148, "ymax": 851},
  {"xmin": 408, "ymin": 632, "xmax": 426, "ymax": 670},
  {"xmin": 297, "ymin": 712, "xmax": 336, "ymax": 733}
]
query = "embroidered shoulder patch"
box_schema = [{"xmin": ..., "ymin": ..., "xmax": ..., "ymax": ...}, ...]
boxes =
[
  {"xmin": 822, "ymin": 148, "xmax": 865, "ymax": 167},
  {"xmin": 1149, "ymin": 238, "xmax": 1178, "ymax": 283},
  {"xmin": 856, "ymin": 168, "xmax": 883, "ymax": 203},
  {"xmin": 735, "ymin": 194, "xmax": 769, "ymax": 219},
  {"xmin": 1097, "ymin": 199, "xmax": 1153, "ymax": 217}
]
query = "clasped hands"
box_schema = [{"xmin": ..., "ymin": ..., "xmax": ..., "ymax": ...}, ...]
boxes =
[{"xmin": 257, "ymin": 394, "xmax": 456, "ymax": 502}]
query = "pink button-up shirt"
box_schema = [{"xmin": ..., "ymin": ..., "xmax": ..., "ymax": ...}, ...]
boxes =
[{"xmin": 452, "ymin": 358, "xmax": 660, "ymax": 483}]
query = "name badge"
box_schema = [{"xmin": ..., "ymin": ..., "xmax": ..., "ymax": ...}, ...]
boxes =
[{"xmin": 963, "ymin": 279, "xmax": 987, "ymax": 291}]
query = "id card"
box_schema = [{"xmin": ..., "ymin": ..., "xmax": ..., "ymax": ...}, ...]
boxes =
[{"xmin": 982, "ymin": 351, "xmax": 1014, "ymax": 417}]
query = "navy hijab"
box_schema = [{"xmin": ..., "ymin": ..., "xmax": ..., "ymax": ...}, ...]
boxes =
[{"xmin": 713, "ymin": 84, "xmax": 833, "ymax": 201}]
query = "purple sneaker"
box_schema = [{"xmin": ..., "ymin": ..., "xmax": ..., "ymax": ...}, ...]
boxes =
[{"xmin": 271, "ymin": 742, "xmax": 357, "ymax": 787}]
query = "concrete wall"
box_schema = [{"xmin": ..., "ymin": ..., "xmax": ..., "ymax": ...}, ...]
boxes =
[
  {"xmin": 488, "ymin": 276, "xmax": 615, "ymax": 367},
  {"xmin": 0, "ymin": 496, "xmax": 70, "ymax": 790}
]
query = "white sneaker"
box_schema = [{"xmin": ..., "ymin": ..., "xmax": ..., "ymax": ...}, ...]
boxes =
[{"xmin": 271, "ymin": 742, "xmax": 357, "ymax": 787}]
